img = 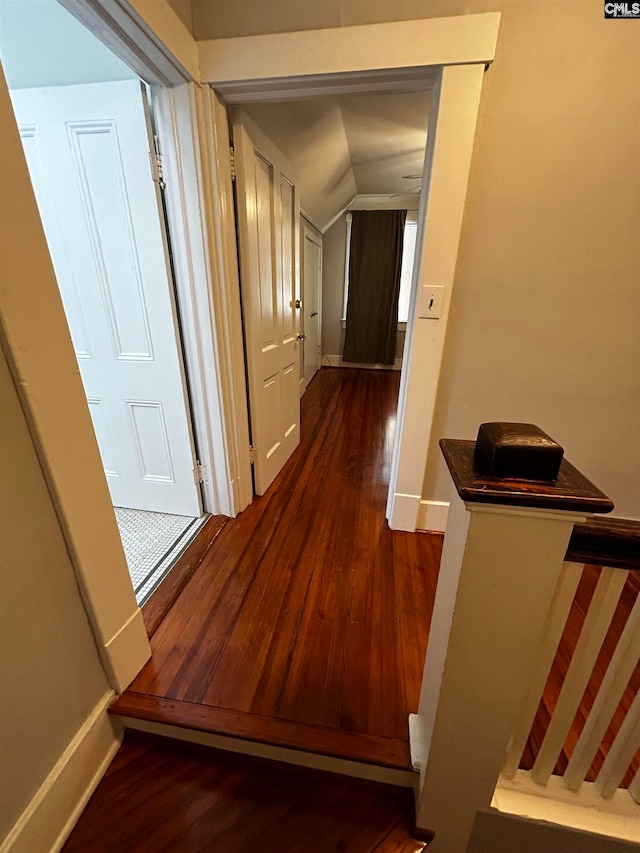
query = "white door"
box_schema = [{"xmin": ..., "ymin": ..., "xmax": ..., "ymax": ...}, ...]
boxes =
[
  {"xmin": 232, "ymin": 112, "xmax": 301, "ymax": 496},
  {"xmin": 301, "ymin": 221, "xmax": 322, "ymax": 392},
  {"xmin": 11, "ymin": 81, "xmax": 201, "ymax": 516}
]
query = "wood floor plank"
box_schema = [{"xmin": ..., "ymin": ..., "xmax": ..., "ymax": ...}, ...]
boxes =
[
  {"xmin": 114, "ymin": 367, "xmax": 635, "ymax": 786},
  {"xmin": 119, "ymin": 369, "xmax": 442, "ymax": 756},
  {"xmin": 111, "ymin": 692, "xmax": 412, "ymax": 769},
  {"xmin": 63, "ymin": 734, "xmax": 423, "ymax": 853},
  {"xmin": 142, "ymin": 514, "xmax": 228, "ymax": 637}
]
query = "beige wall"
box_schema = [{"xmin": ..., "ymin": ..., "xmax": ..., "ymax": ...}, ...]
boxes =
[
  {"xmin": 192, "ymin": 0, "xmax": 475, "ymax": 39},
  {"xmin": 195, "ymin": 0, "xmax": 640, "ymax": 517},
  {"xmin": 421, "ymin": 1, "xmax": 640, "ymax": 518},
  {"xmin": 0, "ymin": 347, "xmax": 110, "ymax": 840}
]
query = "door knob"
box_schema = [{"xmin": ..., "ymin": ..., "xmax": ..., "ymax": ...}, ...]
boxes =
[
  {"xmin": 295, "ymin": 299, "xmax": 302, "ymax": 309},
  {"xmin": 310, "ymin": 311, "xmax": 318, "ymax": 317},
  {"xmin": 297, "ymin": 333, "xmax": 306, "ymax": 341}
]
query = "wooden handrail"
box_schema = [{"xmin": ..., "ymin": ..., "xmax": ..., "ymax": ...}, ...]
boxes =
[
  {"xmin": 565, "ymin": 516, "xmax": 640, "ymax": 571},
  {"xmin": 439, "ymin": 439, "xmax": 614, "ymax": 513}
]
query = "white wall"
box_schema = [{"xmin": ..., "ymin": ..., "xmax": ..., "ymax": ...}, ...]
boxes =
[
  {"xmin": 0, "ymin": 345, "xmax": 111, "ymax": 841},
  {"xmin": 0, "ymin": 0, "xmax": 137, "ymax": 89}
]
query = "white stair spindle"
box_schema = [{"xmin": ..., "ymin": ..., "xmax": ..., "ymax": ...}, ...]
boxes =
[
  {"xmin": 629, "ymin": 766, "xmax": 640, "ymax": 804},
  {"xmin": 531, "ymin": 567, "xmax": 628, "ymax": 785},
  {"xmin": 502, "ymin": 561, "xmax": 584, "ymax": 779},
  {"xmin": 564, "ymin": 578, "xmax": 639, "ymax": 791},
  {"xmin": 595, "ymin": 689, "xmax": 640, "ymax": 800}
]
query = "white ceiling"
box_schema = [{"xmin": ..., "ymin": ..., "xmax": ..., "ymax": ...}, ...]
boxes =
[{"xmin": 243, "ymin": 89, "xmax": 431, "ymax": 230}]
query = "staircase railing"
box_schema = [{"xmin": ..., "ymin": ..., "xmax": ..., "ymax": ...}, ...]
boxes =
[
  {"xmin": 408, "ymin": 427, "xmax": 639, "ymax": 851},
  {"xmin": 496, "ymin": 517, "xmax": 639, "ymax": 839}
]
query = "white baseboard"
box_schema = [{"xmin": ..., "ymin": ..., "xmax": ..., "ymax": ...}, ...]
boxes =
[
  {"xmin": 408, "ymin": 713, "xmax": 426, "ymax": 773},
  {"xmin": 494, "ymin": 771, "xmax": 640, "ymax": 846},
  {"xmin": 323, "ymin": 354, "xmax": 402, "ymax": 371},
  {"xmin": 119, "ymin": 716, "xmax": 416, "ymax": 789},
  {"xmin": 416, "ymin": 500, "xmax": 449, "ymax": 533},
  {"xmin": 388, "ymin": 492, "xmax": 421, "ymax": 531},
  {"xmin": 103, "ymin": 607, "xmax": 150, "ymax": 693},
  {"xmin": 1, "ymin": 691, "xmax": 120, "ymax": 853}
]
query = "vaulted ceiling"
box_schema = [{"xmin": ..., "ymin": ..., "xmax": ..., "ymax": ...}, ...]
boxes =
[{"xmin": 243, "ymin": 90, "xmax": 431, "ymax": 230}]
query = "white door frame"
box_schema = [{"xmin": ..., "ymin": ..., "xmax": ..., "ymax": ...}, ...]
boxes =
[
  {"xmin": 60, "ymin": 6, "xmax": 500, "ymax": 530},
  {"xmin": 152, "ymin": 84, "xmax": 253, "ymax": 517},
  {"xmin": 58, "ymin": 2, "xmax": 253, "ymax": 520},
  {"xmin": 1, "ymin": 3, "xmax": 499, "ymax": 695},
  {"xmin": 198, "ymin": 14, "xmax": 500, "ymax": 531},
  {"xmin": 0, "ymin": 0, "xmax": 247, "ymax": 695}
]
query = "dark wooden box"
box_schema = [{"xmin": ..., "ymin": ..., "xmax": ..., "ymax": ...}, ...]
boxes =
[{"xmin": 474, "ymin": 422, "xmax": 564, "ymax": 482}]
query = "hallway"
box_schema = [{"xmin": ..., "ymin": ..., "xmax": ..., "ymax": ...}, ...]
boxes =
[{"xmin": 112, "ymin": 368, "xmax": 443, "ymax": 769}]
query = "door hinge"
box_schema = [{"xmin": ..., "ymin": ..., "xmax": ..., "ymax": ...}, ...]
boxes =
[
  {"xmin": 194, "ymin": 461, "xmax": 204, "ymax": 484},
  {"xmin": 230, "ymin": 145, "xmax": 236, "ymax": 182},
  {"xmin": 249, "ymin": 445, "xmax": 255, "ymax": 465},
  {"xmin": 151, "ymin": 134, "xmax": 166, "ymax": 190}
]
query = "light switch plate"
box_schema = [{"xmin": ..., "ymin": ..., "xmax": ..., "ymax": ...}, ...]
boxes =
[{"xmin": 419, "ymin": 285, "xmax": 445, "ymax": 319}]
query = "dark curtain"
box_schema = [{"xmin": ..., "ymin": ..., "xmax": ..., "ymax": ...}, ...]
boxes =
[{"xmin": 343, "ymin": 210, "xmax": 406, "ymax": 365}]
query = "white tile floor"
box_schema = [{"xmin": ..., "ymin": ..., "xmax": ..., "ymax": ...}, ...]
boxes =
[{"xmin": 114, "ymin": 507, "xmax": 209, "ymax": 605}]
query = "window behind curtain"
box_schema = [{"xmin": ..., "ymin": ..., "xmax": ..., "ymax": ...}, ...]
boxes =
[
  {"xmin": 343, "ymin": 210, "xmax": 418, "ymax": 324},
  {"xmin": 397, "ymin": 213, "xmax": 418, "ymax": 323}
]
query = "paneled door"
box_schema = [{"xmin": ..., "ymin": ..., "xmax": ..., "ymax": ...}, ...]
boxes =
[
  {"xmin": 11, "ymin": 81, "xmax": 201, "ymax": 516},
  {"xmin": 232, "ymin": 112, "xmax": 301, "ymax": 495},
  {"xmin": 301, "ymin": 221, "xmax": 322, "ymax": 393}
]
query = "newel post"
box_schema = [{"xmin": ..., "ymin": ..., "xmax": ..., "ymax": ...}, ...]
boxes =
[{"xmin": 409, "ymin": 425, "xmax": 613, "ymax": 852}]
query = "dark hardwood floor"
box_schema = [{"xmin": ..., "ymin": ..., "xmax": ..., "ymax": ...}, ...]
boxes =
[
  {"xmin": 63, "ymin": 734, "xmax": 424, "ymax": 853},
  {"xmin": 112, "ymin": 369, "xmax": 442, "ymax": 768},
  {"xmin": 111, "ymin": 366, "xmax": 637, "ymax": 787},
  {"xmin": 141, "ymin": 514, "xmax": 228, "ymax": 637}
]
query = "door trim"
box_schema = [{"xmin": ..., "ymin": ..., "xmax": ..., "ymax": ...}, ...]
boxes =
[
  {"xmin": 300, "ymin": 220, "xmax": 322, "ymax": 394},
  {"xmin": 153, "ymin": 84, "xmax": 252, "ymax": 517},
  {"xmin": 197, "ymin": 14, "xmax": 499, "ymax": 531},
  {"xmin": 0, "ymin": 65, "xmax": 150, "ymax": 693},
  {"xmin": 1, "ymin": 4, "xmax": 499, "ymax": 706},
  {"xmin": 0, "ymin": 2, "xmax": 215, "ymax": 700},
  {"xmin": 198, "ymin": 14, "xmax": 499, "ymax": 97}
]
